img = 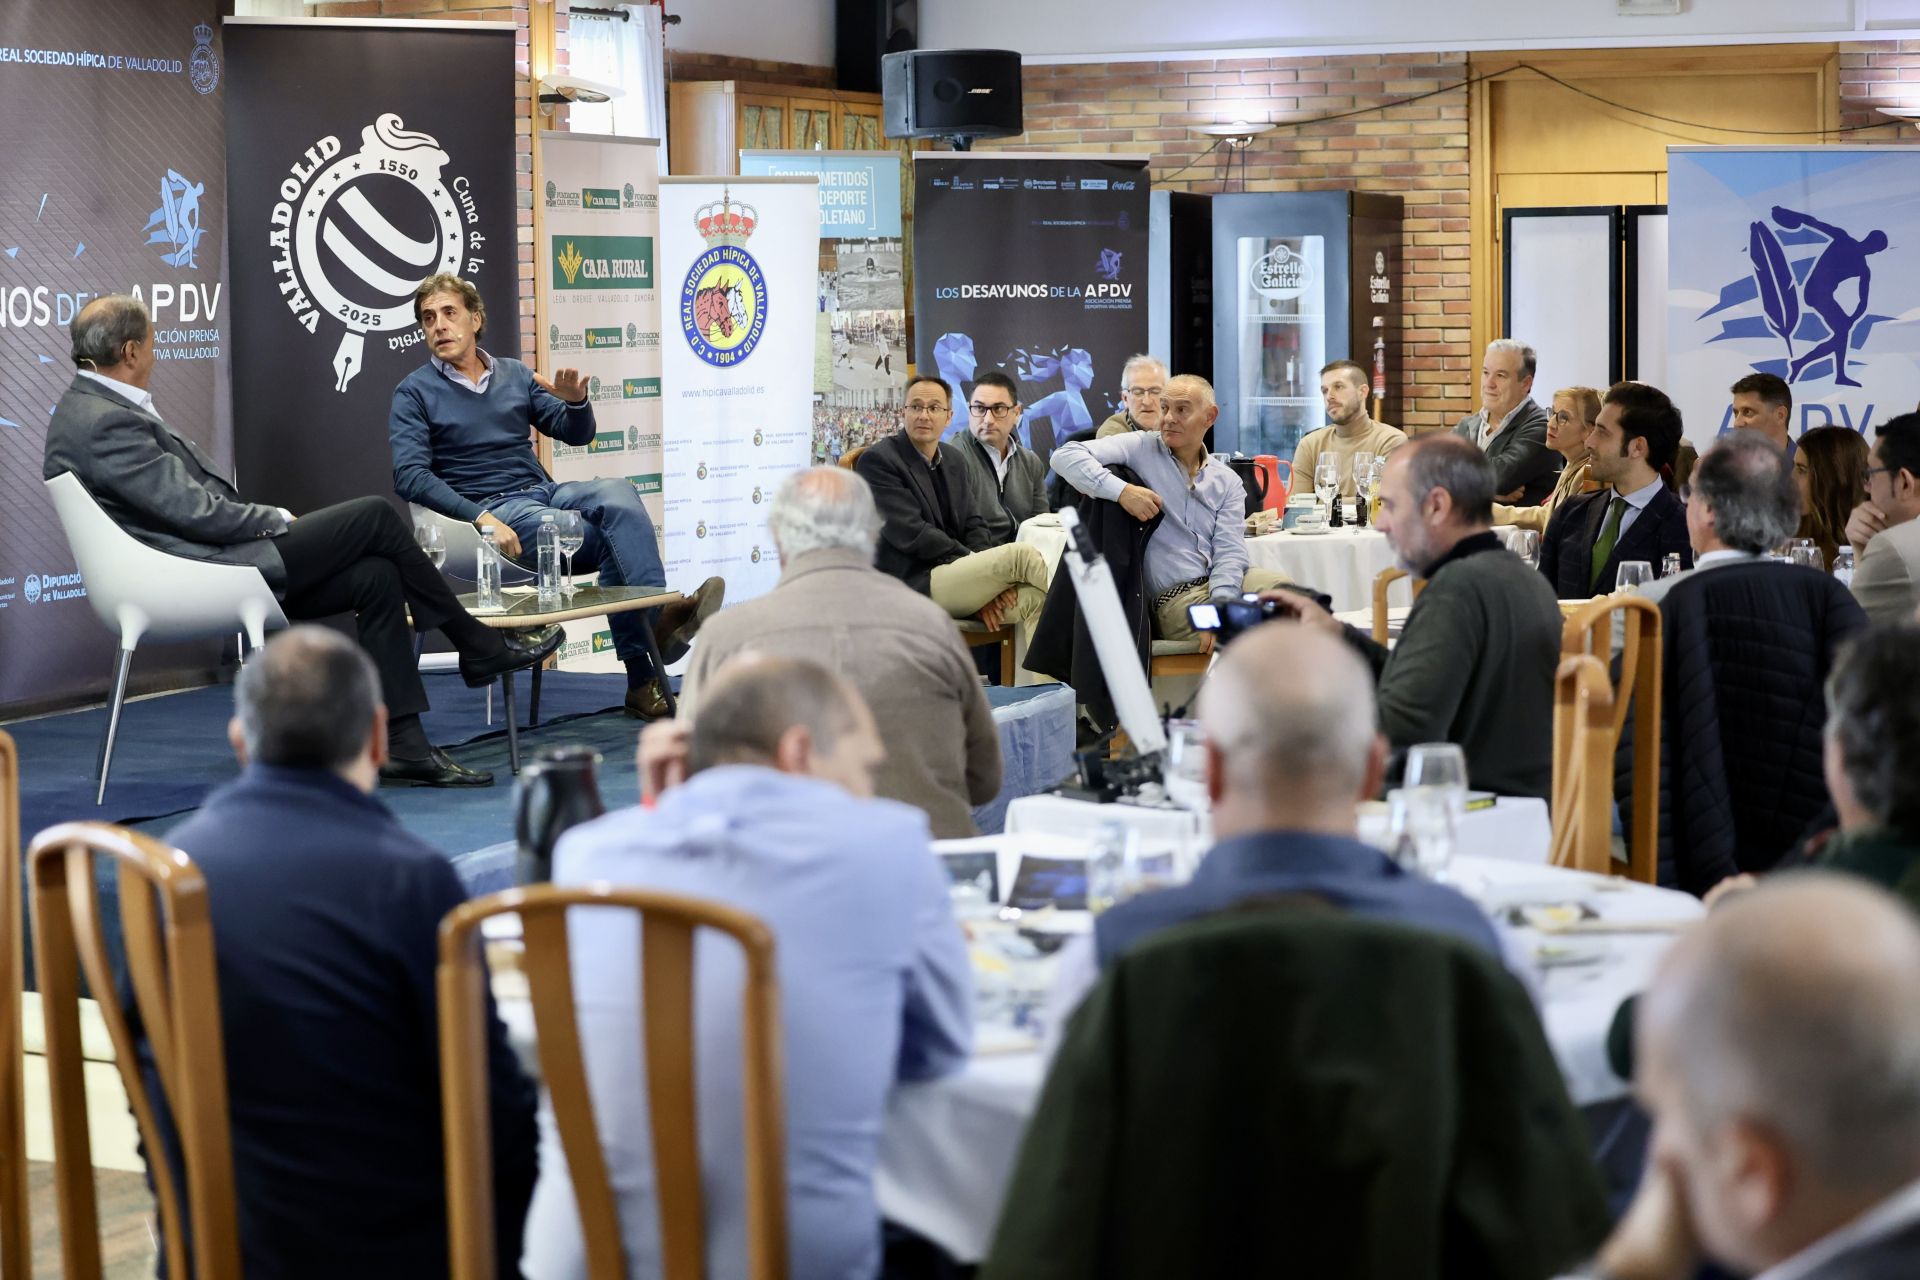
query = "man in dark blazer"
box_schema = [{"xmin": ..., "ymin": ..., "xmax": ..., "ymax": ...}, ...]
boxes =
[
  {"xmin": 1452, "ymin": 339, "xmax": 1561, "ymax": 505},
  {"xmin": 856, "ymin": 374, "xmax": 1049, "ymax": 633},
  {"xmin": 42, "ymin": 294, "xmax": 556, "ymax": 786},
  {"xmin": 138, "ymin": 626, "xmax": 537, "ymax": 1279},
  {"xmin": 1539, "ymin": 381, "xmax": 1692, "ymax": 599}
]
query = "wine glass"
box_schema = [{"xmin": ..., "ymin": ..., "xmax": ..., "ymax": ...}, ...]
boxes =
[
  {"xmin": 1313, "ymin": 456, "xmax": 1339, "ymax": 512},
  {"xmin": 1348, "ymin": 450, "xmax": 1375, "ymax": 519},
  {"xmin": 415, "ymin": 522, "xmax": 446, "ymax": 571},
  {"xmin": 1788, "ymin": 538, "xmax": 1822, "ymax": 570},
  {"xmin": 1614, "ymin": 560, "xmax": 1653, "ymax": 594},
  {"xmin": 553, "ymin": 510, "xmax": 585, "ymax": 595},
  {"xmin": 1511, "ymin": 529, "xmax": 1540, "ymax": 570},
  {"xmin": 1162, "ymin": 720, "xmax": 1209, "ymax": 813},
  {"xmin": 1401, "ymin": 742, "xmax": 1468, "ymax": 879}
]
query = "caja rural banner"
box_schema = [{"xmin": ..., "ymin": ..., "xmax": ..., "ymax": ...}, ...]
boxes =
[
  {"xmin": 912, "ymin": 153, "xmax": 1150, "ymax": 462},
  {"xmin": 1669, "ymin": 147, "xmax": 1920, "ymax": 452},
  {"xmin": 740, "ymin": 150, "xmax": 905, "ymax": 467},
  {"xmin": 0, "ymin": 0, "xmax": 226, "ymax": 715},
  {"xmin": 223, "ymin": 18, "xmax": 519, "ymax": 515},
  {"xmin": 659, "ymin": 177, "xmax": 817, "ymax": 603},
  {"xmin": 539, "ymin": 131, "xmax": 663, "ymax": 674}
]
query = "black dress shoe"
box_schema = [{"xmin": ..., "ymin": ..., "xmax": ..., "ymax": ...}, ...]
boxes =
[
  {"xmin": 459, "ymin": 625, "xmax": 565, "ymax": 688},
  {"xmin": 655, "ymin": 576, "xmax": 725, "ymax": 664},
  {"xmin": 379, "ymin": 745, "xmax": 495, "ymax": 788}
]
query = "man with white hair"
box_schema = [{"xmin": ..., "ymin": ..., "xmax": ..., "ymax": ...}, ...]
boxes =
[
  {"xmin": 1095, "ymin": 353, "xmax": 1169, "ymax": 438},
  {"xmin": 1587, "ymin": 876, "xmax": 1920, "ymax": 1279},
  {"xmin": 1453, "ymin": 338, "xmax": 1560, "ymax": 505},
  {"xmin": 1046, "ymin": 624, "xmax": 1501, "ymax": 1022},
  {"xmin": 679, "ymin": 466, "xmax": 1001, "ymax": 838}
]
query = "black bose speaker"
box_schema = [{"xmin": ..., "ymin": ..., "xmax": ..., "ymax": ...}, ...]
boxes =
[
  {"xmin": 882, "ymin": 49, "xmax": 1023, "ymax": 143},
  {"xmin": 837, "ymin": 0, "xmax": 916, "ymax": 95}
]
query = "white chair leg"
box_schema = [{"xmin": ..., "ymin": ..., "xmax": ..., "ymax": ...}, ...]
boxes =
[{"xmin": 96, "ymin": 647, "xmax": 136, "ymax": 806}]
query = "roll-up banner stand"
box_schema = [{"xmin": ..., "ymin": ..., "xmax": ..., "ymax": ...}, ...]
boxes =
[
  {"xmin": 740, "ymin": 149, "xmax": 905, "ymax": 466},
  {"xmin": 911, "ymin": 153, "xmax": 1150, "ymax": 463},
  {"xmin": 0, "ymin": 1, "xmax": 227, "ymax": 715},
  {"xmin": 539, "ymin": 131, "xmax": 663, "ymax": 672},
  {"xmin": 658, "ymin": 177, "xmax": 818, "ymax": 605},
  {"xmin": 223, "ymin": 17, "xmax": 520, "ymax": 516}
]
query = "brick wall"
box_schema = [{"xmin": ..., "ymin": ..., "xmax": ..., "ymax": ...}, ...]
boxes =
[
  {"xmin": 974, "ymin": 53, "xmax": 1473, "ymax": 434},
  {"xmin": 1838, "ymin": 40, "xmax": 1920, "ymax": 132}
]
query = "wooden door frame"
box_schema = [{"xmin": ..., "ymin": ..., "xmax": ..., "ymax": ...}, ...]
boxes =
[{"xmin": 1468, "ymin": 45, "xmax": 1842, "ymax": 369}]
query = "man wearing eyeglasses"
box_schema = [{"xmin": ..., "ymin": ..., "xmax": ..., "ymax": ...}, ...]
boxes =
[
  {"xmin": 954, "ymin": 369, "xmax": 1049, "ymax": 546},
  {"xmin": 1848, "ymin": 413, "xmax": 1920, "ymax": 624},
  {"xmin": 856, "ymin": 374, "xmax": 1051, "ymax": 634},
  {"xmin": 1096, "ymin": 354, "xmax": 1169, "ymax": 438}
]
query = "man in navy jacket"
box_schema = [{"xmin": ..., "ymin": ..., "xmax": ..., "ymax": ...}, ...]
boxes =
[
  {"xmin": 144, "ymin": 626, "xmax": 538, "ymax": 1278},
  {"xmin": 1540, "ymin": 381, "xmax": 1693, "ymax": 599}
]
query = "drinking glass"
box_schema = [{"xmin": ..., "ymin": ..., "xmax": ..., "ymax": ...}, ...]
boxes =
[
  {"xmin": 415, "ymin": 522, "xmax": 446, "ymax": 571},
  {"xmin": 1400, "ymin": 742, "xmax": 1467, "ymax": 880},
  {"xmin": 1163, "ymin": 720, "xmax": 1209, "ymax": 813},
  {"xmin": 554, "ymin": 510, "xmax": 586, "ymax": 595},
  {"xmin": 1512, "ymin": 529, "xmax": 1540, "ymax": 570},
  {"xmin": 1789, "ymin": 538, "xmax": 1822, "ymax": 570},
  {"xmin": 1404, "ymin": 742, "xmax": 1468, "ymax": 798},
  {"xmin": 1349, "ymin": 450, "xmax": 1375, "ymax": 515},
  {"xmin": 1614, "ymin": 560, "xmax": 1653, "ymax": 594},
  {"xmin": 1314, "ymin": 456, "xmax": 1339, "ymax": 510}
]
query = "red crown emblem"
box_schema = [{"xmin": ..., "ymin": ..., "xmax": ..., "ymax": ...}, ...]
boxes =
[{"xmin": 695, "ymin": 187, "xmax": 757, "ymax": 247}]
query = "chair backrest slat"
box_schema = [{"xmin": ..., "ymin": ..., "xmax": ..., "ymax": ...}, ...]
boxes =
[
  {"xmin": 642, "ymin": 913, "xmax": 707, "ymax": 1280},
  {"xmin": 1557, "ymin": 596, "xmax": 1663, "ymax": 883},
  {"xmin": 1550, "ymin": 656, "xmax": 1616, "ymax": 876},
  {"xmin": 0, "ymin": 731, "xmax": 28, "ymax": 1278}
]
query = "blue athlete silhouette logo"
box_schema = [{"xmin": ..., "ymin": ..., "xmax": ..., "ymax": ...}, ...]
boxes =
[
  {"xmin": 1702, "ymin": 205, "xmax": 1892, "ymax": 388},
  {"xmin": 930, "ymin": 332, "xmax": 1103, "ymax": 456}
]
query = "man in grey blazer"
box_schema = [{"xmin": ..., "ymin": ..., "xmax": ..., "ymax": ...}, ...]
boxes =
[
  {"xmin": 1452, "ymin": 339, "xmax": 1560, "ymax": 505},
  {"xmin": 42, "ymin": 295, "xmax": 558, "ymax": 787}
]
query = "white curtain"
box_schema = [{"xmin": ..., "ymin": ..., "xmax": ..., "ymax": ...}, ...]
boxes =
[{"xmin": 568, "ymin": 3, "xmax": 668, "ymax": 171}]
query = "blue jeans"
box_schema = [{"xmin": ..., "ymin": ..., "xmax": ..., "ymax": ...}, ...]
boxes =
[{"xmin": 487, "ymin": 478, "xmax": 666, "ymax": 674}]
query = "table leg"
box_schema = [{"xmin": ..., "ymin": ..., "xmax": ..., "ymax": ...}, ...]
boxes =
[
  {"xmin": 529, "ymin": 661, "xmax": 543, "ymax": 729},
  {"xmin": 641, "ymin": 618, "xmax": 677, "ymax": 719},
  {"xmin": 502, "ymin": 672, "xmax": 521, "ymax": 775}
]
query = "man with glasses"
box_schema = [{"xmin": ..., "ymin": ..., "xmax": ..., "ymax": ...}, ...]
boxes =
[
  {"xmin": 954, "ymin": 369, "xmax": 1049, "ymax": 546},
  {"xmin": 1096, "ymin": 354, "xmax": 1170, "ymax": 438},
  {"xmin": 1291, "ymin": 359, "xmax": 1407, "ymax": 497},
  {"xmin": 1848, "ymin": 413, "xmax": 1920, "ymax": 624},
  {"xmin": 1052, "ymin": 374, "xmax": 1292, "ymax": 651},
  {"xmin": 856, "ymin": 374, "xmax": 1051, "ymax": 634}
]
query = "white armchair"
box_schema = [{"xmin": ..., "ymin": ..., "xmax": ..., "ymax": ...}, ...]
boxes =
[{"xmin": 43, "ymin": 474, "xmax": 288, "ymax": 804}]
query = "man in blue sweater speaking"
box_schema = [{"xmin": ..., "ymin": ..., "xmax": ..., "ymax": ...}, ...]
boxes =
[{"xmin": 389, "ymin": 275, "xmax": 722, "ymax": 718}]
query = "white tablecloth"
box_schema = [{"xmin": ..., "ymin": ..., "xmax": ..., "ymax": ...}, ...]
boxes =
[
  {"xmin": 876, "ymin": 848, "xmax": 1702, "ymax": 1263},
  {"xmin": 1247, "ymin": 525, "xmax": 1534, "ymax": 614}
]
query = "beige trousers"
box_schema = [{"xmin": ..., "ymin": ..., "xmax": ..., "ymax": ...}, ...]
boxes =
[
  {"xmin": 929, "ymin": 543, "xmax": 1051, "ymax": 626},
  {"xmin": 1153, "ymin": 567, "xmax": 1294, "ymax": 642}
]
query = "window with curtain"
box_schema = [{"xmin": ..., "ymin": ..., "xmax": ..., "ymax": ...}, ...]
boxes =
[{"xmin": 567, "ymin": 4, "xmax": 669, "ymax": 170}]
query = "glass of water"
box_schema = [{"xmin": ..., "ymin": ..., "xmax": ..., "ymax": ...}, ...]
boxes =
[
  {"xmin": 554, "ymin": 510, "xmax": 586, "ymax": 595},
  {"xmin": 1163, "ymin": 720, "xmax": 1209, "ymax": 813},
  {"xmin": 415, "ymin": 521, "xmax": 446, "ymax": 570},
  {"xmin": 1789, "ymin": 539, "xmax": 1823, "ymax": 570},
  {"xmin": 1392, "ymin": 785, "xmax": 1459, "ymax": 880},
  {"xmin": 1614, "ymin": 560, "xmax": 1653, "ymax": 594},
  {"xmin": 1512, "ymin": 529, "xmax": 1540, "ymax": 569},
  {"xmin": 1314, "ymin": 456, "xmax": 1339, "ymax": 511}
]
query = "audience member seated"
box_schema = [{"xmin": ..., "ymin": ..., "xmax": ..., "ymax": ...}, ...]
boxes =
[
  {"xmin": 1589, "ymin": 877, "xmax": 1920, "ymax": 1280},
  {"xmin": 953, "ymin": 369, "xmax": 1049, "ymax": 547},
  {"xmin": 1050, "ymin": 373, "xmax": 1291, "ymax": 651},
  {"xmin": 1094, "ymin": 353, "xmax": 1167, "ymax": 438},
  {"xmin": 1278, "ymin": 436, "xmax": 1563, "ymax": 799},
  {"xmin": 44, "ymin": 294, "xmax": 558, "ymax": 788},
  {"xmin": 1814, "ymin": 623, "xmax": 1920, "ymax": 905},
  {"xmin": 681, "ymin": 466, "xmax": 1000, "ymax": 839},
  {"xmin": 1728, "ymin": 370, "xmax": 1796, "ymax": 456},
  {"xmin": 1452, "ymin": 338, "xmax": 1560, "ymax": 504},
  {"xmin": 1539, "ymin": 381, "xmax": 1692, "ymax": 600},
  {"xmin": 1637, "ymin": 430, "xmax": 1797, "ymax": 611},
  {"xmin": 1493, "ymin": 385, "xmax": 1601, "ymax": 533},
  {"xmin": 1847, "ymin": 412, "xmax": 1920, "ymax": 624},
  {"xmin": 1793, "ymin": 424, "xmax": 1869, "ymax": 571},
  {"xmin": 136, "ymin": 626, "xmax": 536, "ymax": 1277},
  {"xmin": 389, "ymin": 273, "xmax": 720, "ymax": 721},
  {"xmin": 521, "ymin": 656, "xmax": 972, "ymax": 1279},
  {"xmin": 1046, "ymin": 623, "xmax": 1505, "ymax": 1025},
  {"xmin": 857, "ymin": 374, "xmax": 1050, "ymax": 634},
  {"xmin": 1289, "ymin": 359, "xmax": 1407, "ymax": 497}
]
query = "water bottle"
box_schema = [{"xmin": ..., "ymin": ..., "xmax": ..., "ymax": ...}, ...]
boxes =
[
  {"xmin": 476, "ymin": 524, "xmax": 503, "ymax": 612},
  {"xmin": 1086, "ymin": 821, "xmax": 1139, "ymax": 916},
  {"xmin": 536, "ymin": 512, "xmax": 561, "ymax": 607},
  {"xmin": 1661, "ymin": 552, "xmax": 1683, "ymax": 578},
  {"xmin": 1834, "ymin": 545, "xmax": 1855, "ymax": 586}
]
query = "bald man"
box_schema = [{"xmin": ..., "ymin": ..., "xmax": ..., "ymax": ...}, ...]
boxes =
[
  {"xmin": 1046, "ymin": 624, "xmax": 1500, "ymax": 1023},
  {"xmin": 1592, "ymin": 876, "xmax": 1920, "ymax": 1279}
]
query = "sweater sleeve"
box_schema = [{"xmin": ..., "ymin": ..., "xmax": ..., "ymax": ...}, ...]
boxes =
[
  {"xmin": 527, "ymin": 365, "xmax": 595, "ymax": 448},
  {"xmin": 1852, "ymin": 531, "xmax": 1917, "ymax": 624},
  {"xmin": 389, "ymin": 379, "xmax": 484, "ymax": 521}
]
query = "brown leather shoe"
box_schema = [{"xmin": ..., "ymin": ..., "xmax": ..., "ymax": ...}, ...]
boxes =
[
  {"xmin": 624, "ymin": 679, "xmax": 671, "ymax": 720},
  {"xmin": 655, "ymin": 576, "xmax": 725, "ymax": 664}
]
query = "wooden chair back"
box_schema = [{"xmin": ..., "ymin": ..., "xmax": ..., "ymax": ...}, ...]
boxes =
[
  {"xmin": 836, "ymin": 445, "xmax": 868, "ymax": 472},
  {"xmin": 958, "ymin": 622, "xmax": 1016, "ymax": 685},
  {"xmin": 0, "ymin": 733, "xmax": 26, "ymax": 1278},
  {"xmin": 1550, "ymin": 656, "xmax": 1617, "ymax": 877},
  {"xmin": 439, "ymin": 885, "xmax": 788, "ymax": 1280},
  {"xmin": 1560, "ymin": 595, "xmax": 1663, "ymax": 883},
  {"xmin": 1370, "ymin": 566, "xmax": 1426, "ymax": 644},
  {"xmin": 27, "ymin": 821, "xmax": 239, "ymax": 1280}
]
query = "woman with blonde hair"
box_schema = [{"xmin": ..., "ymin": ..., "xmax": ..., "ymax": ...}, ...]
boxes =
[
  {"xmin": 1794, "ymin": 425, "xmax": 1870, "ymax": 570},
  {"xmin": 1494, "ymin": 386, "xmax": 1601, "ymax": 532}
]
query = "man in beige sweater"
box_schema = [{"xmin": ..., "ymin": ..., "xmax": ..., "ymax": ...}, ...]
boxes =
[
  {"xmin": 1290, "ymin": 359, "xmax": 1407, "ymax": 496},
  {"xmin": 1094, "ymin": 353, "xmax": 1168, "ymax": 438}
]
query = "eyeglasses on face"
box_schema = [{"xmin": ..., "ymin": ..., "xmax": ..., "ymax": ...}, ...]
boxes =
[
  {"xmin": 1123, "ymin": 385, "xmax": 1165, "ymax": 399},
  {"xmin": 906, "ymin": 400, "xmax": 949, "ymax": 416},
  {"xmin": 969, "ymin": 402, "xmax": 1016, "ymax": 420}
]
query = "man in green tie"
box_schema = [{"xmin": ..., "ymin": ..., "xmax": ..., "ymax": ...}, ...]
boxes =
[{"xmin": 1538, "ymin": 381, "xmax": 1693, "ymax": 599}]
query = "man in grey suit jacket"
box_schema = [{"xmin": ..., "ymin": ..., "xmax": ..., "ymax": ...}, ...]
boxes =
[
  {"xmin": 1587, "ymin": 877, "xmax": 1920, "ymax": 1280},
  {"xmin": 42, "ymin": 295, "xmax": 558, "ymax": 787},
  {"xmin": 1452, "ymin": 339, "xmax": 1560, "ymax": 505},
  {"xmin": 1848, "ymin": 413, "xmax": 1920, "ymax": 624}
]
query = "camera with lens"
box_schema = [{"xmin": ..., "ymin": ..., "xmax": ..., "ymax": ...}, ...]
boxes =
[{"xmin": 1187, "ymin": 585, "xmax": 1333, "ymax": 645}]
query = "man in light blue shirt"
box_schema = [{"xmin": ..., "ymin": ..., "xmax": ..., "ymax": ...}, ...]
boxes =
[
  {"xmin": 521, "ymin": 655, "xmax": 973, "ymax": 1280},
  {"xmin": 1049, "ymin": 373, "xmax": 1290, "ymax": 646}
]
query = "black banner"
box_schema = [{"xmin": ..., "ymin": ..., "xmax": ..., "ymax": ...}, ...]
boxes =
[
  {"xmin": 0, "ymin": 1, "xmax": 227, "ymax": 716},
  {"xmin": 912, "ymin": 155, "xmax": 1149, "ymax": 460},
  {"xmin": 224, "ymin": 19, "xmax": 520, "ymax": 515}
]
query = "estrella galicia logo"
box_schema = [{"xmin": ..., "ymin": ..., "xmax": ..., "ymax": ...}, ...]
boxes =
[
  {"xmin": 23, "ymin": 575, "xmax": 40, "ymax": 604},
  {"xmin": 1702, "ymin": 205, "xmax": 1891, "ymax": 389},
  {"xmin": 751, "ymin": 486, "xmax": 763, "ymax": 504},
  {"xmin": 752, "ymin": 428, "xmax": 764, "ymax": 447},
  {"xmin": 1096, "ymin": 248, "xmax": 1122, "ymax": 282},
  {"xmin": 695, "ymin": 521, "xmax": 708, "ymax": 540},
  {"xmin": 189, "ymin": 23, "xmax": 219, "ymax": 95},
  {"xmin": 146, "ymin": 171, "xmax": 206, "ymax": 269},
  {"xmin": 696, "ymin": 461, "xmax": 708, "ymax": 480}
]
